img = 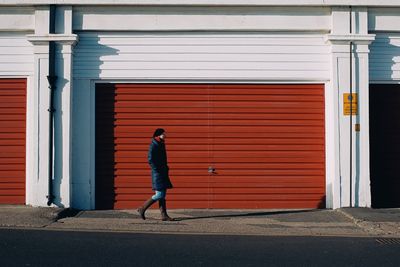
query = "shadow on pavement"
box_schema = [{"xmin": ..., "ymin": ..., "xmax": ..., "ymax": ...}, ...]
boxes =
[
  {"xmin": 173, "ymin": 209, "xmax": 317, "ymax": 221},
  {"xmin": 55, "ymin": 209, "xmax": 81, "ymax": 220}
]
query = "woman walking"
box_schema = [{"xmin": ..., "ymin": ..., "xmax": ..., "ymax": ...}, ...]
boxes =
[{"xmin": 137, "ymin": 128, "xmax": 174, "ymax": 221}]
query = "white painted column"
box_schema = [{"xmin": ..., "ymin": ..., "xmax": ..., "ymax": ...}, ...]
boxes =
[
  {"xmin": 25, "ymin": 6, "xmax": 50, "ymax": 207},
  {"xmin": 353, "ymin": 41, "xmax": 374, "ymax": 207},
  {"xmin": 326, "ymin": 7, "xmax": 375, "ymax": 208},
  {"xmin": 25, "ymin": 40, "xmax": 50, "ymax": 207},
  {"xmin": 52, "ymin": 40, "xmax": 77, "ymax": 208},
  {"xmin": 27, "ymin": 5, "xmax": 78, "ymax": 208},
  {"xmin": 53, "ymin": 6, "xmax": 78, "ymax": 208}
]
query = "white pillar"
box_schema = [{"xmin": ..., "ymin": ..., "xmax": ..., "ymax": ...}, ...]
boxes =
[
  {"xmin": 27, "ymin": 5, "xmax": 78, "ymax": 208},
  {"xmin": 26, "ymin": 40, "xmax": 50, "ymax": 207},
  {"xmin": 25, "ymin": 6, "xmax": 50, "ymax": 207},
  {"xmin": 326, "ymin": 7, "xmax": 375, "ymax": 208},
  {"xmin": 52, "ymin": 40, "xmax": 77, "ymax": 208}
]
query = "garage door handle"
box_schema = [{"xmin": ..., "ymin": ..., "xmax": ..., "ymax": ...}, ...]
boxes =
[{"xmin": 208, "ymin": 166, "xmax": 216, "ymax": 174}]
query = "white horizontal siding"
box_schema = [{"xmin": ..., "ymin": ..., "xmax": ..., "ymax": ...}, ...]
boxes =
[
  {"xmin": 0, "ymin": 33, "xmax": 34, "ymax": 76},
  {"xmin": 370, "ymin": 33, "xmax": 400, "ymax": 81},
  {"xmin": 368, "ymin": 8, "xmax": 400, "ymax": 32},
  {"xmin": 0, "ymin": 7, "xmax": 34, "ymax": 31},
  {"xmin": 73, "ymin": 6, "xmax": 330, "ymax": 32},
  {"xmin": 73, "ymin": 32, "xmax": 330, "ymax": 81}
]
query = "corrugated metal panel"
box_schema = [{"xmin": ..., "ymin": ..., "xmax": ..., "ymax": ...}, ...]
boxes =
[
  {"xmin": 0, "ymin": 79, "xmax": 26, "ymax": 204},
  {"xmin": 74, "ymin": 32, "xmax": 330, "ymax": 81},
  {"xmin": 95, "ymin": 83, "xmax": 325, "ymax": 209},
  {"xmin": 370, "ymin": 33, "xmax": 400, "ymax": 81},
  {"xmin": 0, "ymin": 33, "xmax": 34, "ymax": 76}
]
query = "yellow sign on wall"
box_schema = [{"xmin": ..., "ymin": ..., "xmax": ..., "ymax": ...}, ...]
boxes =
[{"xmin": 343, "ymin": 93, "xmax": 358, "ymax": 115}]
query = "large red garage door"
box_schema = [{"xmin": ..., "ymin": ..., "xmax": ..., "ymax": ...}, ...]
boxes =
[
  {"xmin": 95, "ymin": 83, "xmax": 325, "ymax": 209},
  {"xmin": 0, "ymin": 79, "xmax": 26, "ymax": 204}
]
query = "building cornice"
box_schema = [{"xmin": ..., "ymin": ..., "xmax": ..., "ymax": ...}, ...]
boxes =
[
  {"xmin": 27, "ymin": 34, "xmax": 78, "ymax": 46},
  {"xmin": 1, "ymin": 0, "xmax": 400, "ymax": 7},
  {"xmin": 325, "ymin": 34, "xmax": 376, "ymax": 45}
]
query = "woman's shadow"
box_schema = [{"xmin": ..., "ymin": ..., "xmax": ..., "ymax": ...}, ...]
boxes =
[{"xmin": 173, "ymin": 209, "xmax": 317, "ymax": 221}]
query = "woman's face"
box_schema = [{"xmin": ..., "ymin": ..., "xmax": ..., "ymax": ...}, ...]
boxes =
[{"xmin": 159, "ymin": 132, "xmax": 167, "ymax": 140}]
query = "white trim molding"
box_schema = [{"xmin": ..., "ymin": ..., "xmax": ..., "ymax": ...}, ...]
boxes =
[
  {"xmin": 27, "ymin": 34, "xmax": 79, "ymax": 46},
  {"xmin": 325, "ymin": 34, "xmax": 376, "ymax": 45},
  {"xmin": 2, "ymin": 0, "xmax": 400, "ymax": 7}
]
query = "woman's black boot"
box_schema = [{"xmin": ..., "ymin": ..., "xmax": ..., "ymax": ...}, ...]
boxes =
[
  {"xmin": 137, "ymin": 198, "xmax": 156, "ymax": 220},
  {"xmin": 159, "ymin": 198, "xmax": 174, "ymax": 221}
]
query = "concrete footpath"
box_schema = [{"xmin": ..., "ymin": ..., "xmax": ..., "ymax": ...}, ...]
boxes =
[{"xmin": 0, "ymin": 205, "xmax": 400, "ymax": 237}]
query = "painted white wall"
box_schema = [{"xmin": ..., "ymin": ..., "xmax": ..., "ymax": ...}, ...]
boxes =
[
  {"xmin": 5, "ymin": 4, "xmax": 400, "ymax": 209},
  {"xmin": 0, "ymin": 33, "xmax": 34, "ymax": 76},
  {"xmin": 73, "ymin": 32, "xmax": 331, "ymax": 81},
  {"xmin": 368, "ymin": 8, "xmax": 400, "ymax": 32},
  {"xmin": 73, "ymin": 6, "xmax": 331, "ymax": 32},
  {"xmin": 370, "ymin": 34, "xmax": 400, "ymax": 81},
  {"xmin": 0, "ymin": 7, "xmax": 34, "ymax": 31}
]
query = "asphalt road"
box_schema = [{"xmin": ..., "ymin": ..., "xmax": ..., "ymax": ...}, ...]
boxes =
[{"xmin": 0, "ymin": 229, "xmax": 399, "ymax": 267}]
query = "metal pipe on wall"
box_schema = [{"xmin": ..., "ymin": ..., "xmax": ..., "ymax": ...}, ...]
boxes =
[{"xmin": 47, "ymin": 4, "xmax": 57, "ymax": 206}]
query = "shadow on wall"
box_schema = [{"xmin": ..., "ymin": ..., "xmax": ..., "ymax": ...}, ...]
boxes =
[
  {"xmin": 95, "ymin": 83, "xmax": 116, "ymax": 210},
  {"xmin": 318, "ymin": 195, "xmax": 326, "ymax": 209},
  {"xmin": 53, "ymin": 35, "xmax": 118, "ymax": 209}
]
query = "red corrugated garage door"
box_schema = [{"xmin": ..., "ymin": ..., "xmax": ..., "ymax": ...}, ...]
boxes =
[
  {"xmin": 0, "ymin": 79, "xmax": 26, "ymax": 204},
  {"xmin": 95, "ymin": 84, "xmax": 325, "ymax": 209}
]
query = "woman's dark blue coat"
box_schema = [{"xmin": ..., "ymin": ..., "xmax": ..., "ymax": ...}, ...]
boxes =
[{"xmin": 148, "ymin": 138, "xmax": 173, "ymax": 191}]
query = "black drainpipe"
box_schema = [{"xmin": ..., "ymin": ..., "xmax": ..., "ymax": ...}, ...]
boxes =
[
  {"xmin": 47, "ymin": 4, "xmax": 57, "ymax": 206},
  {"xmin": 349, "ymin": 6, "xmax": 353, "ymax": 208}
]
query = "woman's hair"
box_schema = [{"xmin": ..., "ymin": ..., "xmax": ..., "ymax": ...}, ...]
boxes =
[{"xmin": 153, "ymin": 128, "xmax": 165, "ymax": 138}]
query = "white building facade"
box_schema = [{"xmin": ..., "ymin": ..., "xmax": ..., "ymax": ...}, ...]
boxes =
[{"xmin": 0, "ymin": 0, "xmax": 399, "ymax": 210}]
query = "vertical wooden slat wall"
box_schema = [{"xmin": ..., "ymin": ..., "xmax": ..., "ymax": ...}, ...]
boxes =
[
  {"xmin": 0, "ymin": 79, "xmax": 26, "ymax": 204},
  {"xmin": 95, "ymin": 83, "xmax": 325, "ymax": 209}
]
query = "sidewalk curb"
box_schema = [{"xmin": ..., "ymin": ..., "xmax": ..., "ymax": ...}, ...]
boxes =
[
  {"xmin": 0, "ymin": 224, "xmax": 377, "ymax": 238},
  {"xmin": 336, "ymin": 208, "xmax": 367, "ymax": 229},
  {"xmin": 1, "ymin": 206, "xmax": 400, "ymax": 238},
  {"xmin": 337, "ymin": 208, "xmax": 400, "ymax": 237}
]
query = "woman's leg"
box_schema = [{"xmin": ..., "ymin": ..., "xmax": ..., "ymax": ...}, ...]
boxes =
[
  {"xmin": 152, "ymin": 190, "xmax": 166, "ymax": 201},
  {"xmin": 158, "ymin": 190, "xmax": 174, "ymax": 221},
  {"xmin": 137, "ymin": 190, "xmax": 165, "ymax": 220}
]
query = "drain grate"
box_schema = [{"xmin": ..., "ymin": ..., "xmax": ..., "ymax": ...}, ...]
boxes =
[{"xmin": 375, "ymin": 238, "xmax": 400, "ymax": 245}]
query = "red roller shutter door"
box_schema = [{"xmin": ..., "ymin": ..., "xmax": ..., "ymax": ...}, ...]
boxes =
[
  {"xmin": 95, "ymin": 83, "xmax": 325, "ymax": 209},
  {"xmin": 0, "ymin": 79, "xmax": 26, "ymax": 204}
]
